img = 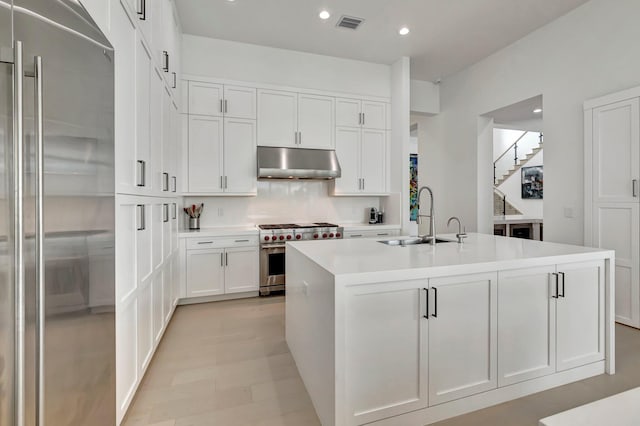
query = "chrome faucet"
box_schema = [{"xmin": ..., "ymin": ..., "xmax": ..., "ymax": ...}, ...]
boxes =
[
  {"xmin": 447, "ymin": 216, "xmax": 467, "ymax": 244},
  {"xmin": 417, "ymin": 186, "xmax": 436, "ymax": 245}
]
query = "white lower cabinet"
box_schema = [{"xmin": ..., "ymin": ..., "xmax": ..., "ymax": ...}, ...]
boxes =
[
  {"xmin": 428, "ymin": 272, "xmax": 498, "ymax": 405},
  {"xmin": 343, "ymin": 229, "xmax": 400, "ymax": 239},
  {"xmin": 185, "ymin": 238, "xmax": 259, "ymax": 298},
  {"xmin": 345, "ymin": 280, "xmax": 428, "ymax": 425}
]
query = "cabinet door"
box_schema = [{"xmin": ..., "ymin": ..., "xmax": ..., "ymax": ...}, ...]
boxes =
[
  {"xmin": 498, "ymin": 266, "xmax": 556, "ymax": 387},
  {"xmin": 186, "ymin": 249, "xmax": 225, "ymax": 297},
  {"xmin": 151, "ymin": 202, "xmax": 164, "ymax": 271},
  {"xmin": 162, "ymin": 203, "xmax": 171, "ymax": 261},
  {"xmin": 556, "ymin": 261, "xmax": 605, "ymax": 371},
  {"xmin": 113, "ymin": 2, "xmax": 138, "ymax": 194},
  {"xmin": 362, "ymin": 101, "xmax": 386, "ymax": 130},
  {"xmin": 224, "ymin": 247, "xmax": 259, "ymax": 293},
  {"xmin": 224, "ymin": 85, "xmax": 257, "ymax": 120},
  {"xmin": 135, "ymin": 36, "xmax": 152, "ymax": 193},
  {"xmin": 361, "ymin": 129, "xmax": 386, "ymax": 194},
  {"xmin": 257, "ymin": 89, "xmax": 297, "ymax": 147},
  {"xmin": 136, "ymin": 203, "xmax": 152, "ymax": 283},
  {"xmin": 592, "ymin": 98, "xmax": 640, "ymax": 203},
  {"xmin": 344, "ymin": 280, "xmax": 428, "ymax": 424},
  {"xmin": 297, "ymin": 94, "xmax": 335, "ymax": 149},
  {"xmin": 150, "ymin": 0, "xmax": 165, "ymax": 67},
  {"xmin": 137, "ymin": 275, "xmax": 153, "ymax": 372},
  {"xmin": 160, "ymin": 85, "xmax": 172, "ymax": 194},
  {"xmin": 592, "ymin": 203, "xmax": 639, "ymax": 327},
  {"xmin": 336, "ymin": 98, "xmax": 361, "ymax": 128},
  {"xmin": 152, "ymin": 271, "xmax": 164, "ymax": 343},
  {"xmin": 188, "ymin": 115, "xmax": 223, "ymax": 193},
  {"xmin": 333, "ymin": 127, "xmax": 361, "ymax": 194},
  {"xmin": 171, "ymin": 252, "xmax": 180, "ymax": 306},
  {"xmin": 189, "ymin": 81, "xmax": 223, "ymax": 116},
  {"xmin": 428, "ymin": 272, "xmax": 498, "ymax": 405},
  {"xmin": 224, "ymin": 118, "xmax": 257, "ymax": 194},
  {"xmin": 149, "ymin": 67, "xmax": 164, "ymax": 194},
  {"xmin": 163, "ymin": 260, "xmax": 172, "ymax": 324},
  {"xmin": 135, "ymin": 0, "xmax": 152, "ymax": 44}
]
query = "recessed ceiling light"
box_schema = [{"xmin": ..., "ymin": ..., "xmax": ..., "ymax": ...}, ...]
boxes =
[
  {"xmin": 533, "ymin": 108, "xmax": 543, "ymax": 114},
  {"xmin": 319, "ymin": 10, "xmax": 331, "ymax": 20},
  {"xmin": 399, "ymin": 27, "xmax": 410, "ymax": 36}
]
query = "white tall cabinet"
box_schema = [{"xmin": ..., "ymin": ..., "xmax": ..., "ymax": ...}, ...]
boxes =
[{"xmin": 585, "ymin": 87, "xmax": 640, "ymax": 328}]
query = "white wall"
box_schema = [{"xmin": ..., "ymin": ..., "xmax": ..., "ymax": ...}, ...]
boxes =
[
  {"xmin": 182, "ymin": 34, "xmax": 391, "ymax": 98},
  {"xmin": 497, "ymin": 150, "xmax": 544, "ymax": 218},
  {"xmin": 423, "ymin": 0, "xmax": 640, "ymax": 244},
  {"xmin": 411, "ymin": 79, "xmax": 440, "ymax": 115},
  {"xmin": 183, "ymin": 181, "xmax": 381, "ymax": 228}
]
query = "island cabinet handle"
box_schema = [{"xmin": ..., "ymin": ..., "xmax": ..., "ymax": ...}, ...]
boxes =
[
  {"xmin": 423, "ymin": 288, "xmax": 429, "ymax": 319},
  {"xmin": 431, "ymin": 287, "xmax": 438, "ymax": 318},
  {"xmin": 551, "ymin": 273, "xmax": 559, "ymax": 299},
  {"xmin": 558, "ymin": 272, "xmax": 566, "ymax": 298}
]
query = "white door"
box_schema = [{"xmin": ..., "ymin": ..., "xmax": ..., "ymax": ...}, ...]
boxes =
[
  {"xmin": 162, "ymin": 203, "xmax": 171, "ymax": 261},
  {"xmin": 186, "ymin": 249, "xmax": 225, "ymax": 297},
  {"xmin": 137, "ymin": 275, "xmax": 153, "ymax": 372},
  {"xmin": 257, "ymin": 89, "xmax": 298, "ymax": 147},
  {"xmin": 362, "ymin": 101, "xmax": 387, "ymax": 130},
  {"xmin": 160, "ymin": 85, "xmax": 172, "ymax": 194},
  {"xmin": 136, "ymin": 202, "xmax": 152, "ymax": 283},
  {"xmin": 163, "ymin": 260, "xmax": 172, "ymax": 323},
  {"xmin": 135, "ymin": 36, "xmax": 152, "ymax": 193},
  {"xmin": 498, "ymin": 266, "xmax": 556, "ymax": 387},
  {"xmin": 333, "ymin": 127, "xmax": 361, "ymax": 194},
  {"xmin": 556, "ymin": 261, "xmax": 605, "ymax": 371},
  {"xmin": 112, "ymin": 2, "xmax": 137, "ymax": 194},
  {"xmin": 224, "ymin": 247, "xmax": 259, "ymax": 293},
  {"xmin": 592, "ymin": 98, "xmax": 640, "ymax": 203},
  {"xmin": 223, "ymin": 85, "xmax": 257, "ymax": 120},
  {"xmin": 428, "ymin": 272, "xmax": 498, "ymax": 405},
  {"xmin": 336, "ymin": 98, "xmax": 361, "ymax": 128},
  {"xmin": 592, "ymin": 203, "xmax": 639, "ymax": 327},
  {"xmin": 171, "ymin": 252, "xmax": 180, "ymax": 306},
  {"xmin": 149, "ymin": 67, "xmax": 164, "ymax": 194},
  {"xmin": 151, "ymin": 202, "xmax": 164, "ymax": 272},
  {"xmin": 189, "ymin": 81, "xmax": 223, "ymax": 116},
  {"xmin": 223, "ymin": 118, "xmax": 257, "ymax": 194},
  {"xmin": 152, "ymin": 271, "xmax": 164, "ymax": 343},
  {"xmin": 344, "ymin": 280, "xmax": 428, "ymax": 425},
  {"xmin": 360, "ymin": 129, "xmax": 386, "ymax": 194},
  {"xmin": 135, "ymin": 0, "xmax": 152, "ymax": 45},
  {"xmin": 297, "ymin": 94, "xmax": 335, "ymax": 149},
  {"xmin": 150, "ymin": 0, "xmax": 165, "ymax": 67},
  {"xmin": 188, "ymin": 115, "xmax": 223, "ymax": 193}
]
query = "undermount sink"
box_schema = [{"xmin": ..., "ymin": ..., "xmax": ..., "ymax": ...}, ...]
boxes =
[{"xmin": 379, "ymin": 237, "xmax": 453, "ymax": 246}]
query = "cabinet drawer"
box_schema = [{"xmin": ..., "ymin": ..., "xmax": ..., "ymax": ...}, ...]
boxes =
[{"xmin": 186, "ymin": 236, "xmax": 258, "ymax": 250}]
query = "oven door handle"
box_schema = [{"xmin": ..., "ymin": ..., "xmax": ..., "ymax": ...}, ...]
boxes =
[{"xmin": 261, "ymin": 244, "xmax": 286, "ymax": 249}]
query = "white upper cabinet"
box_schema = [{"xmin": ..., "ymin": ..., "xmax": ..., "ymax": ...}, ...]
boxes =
[
  {"xmin": 189, "ymin": 82, "xmax": 223, "ymax": 117},
  {"xmin": 257, "ymin": 89, "xmax": 298, "ymax": 147},
  {"xmin": 333, "ymin": 127, "xmax": 387, "ymax": 195},
  {"xmin": 297, "ymin": 94, "xmax": 335, "ymax": 149},
  {"xmin": 360, "ymin": 129, "xmax": 386, "ymax": 193},
  {"xmin": 336, "ymin": 98, "xmax": 387, "ymax": 130},
  {"xmin": 592, "ymin": 98, "xmax": 640, "ymax": 204},
  {"xmin": 334, "ymin": 127, "xmax": 361, "ymax": 194},
  {"xmin": 223, "ymin": 85, "xmax": 257, "ymax": 120},
  {"xmin": 135, "ymin": 36, "xmax": 152, "ymax": 193},
  {"xmin": 188, "ymin": 116, "xmax": 224, "ymax": 193},
  {"xmin": 224, "ymin": 118, "xmax": 257, "ymax": 195}
]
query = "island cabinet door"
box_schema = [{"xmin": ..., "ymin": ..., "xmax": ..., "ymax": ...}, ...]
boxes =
[
  {"xmin": 556, "ymin": 260, "xmax": 605, "ymax": 372},
  {"xmin": 497, "ymin": 266, "xmax": 557, "ymax": 387},
  {"xmin": 428, "ymin": 272, "xmax": 498, "ymax": 406},
  {"xmin": 344, "ymin": 280, "xmax": 429, "ymax": 425}
]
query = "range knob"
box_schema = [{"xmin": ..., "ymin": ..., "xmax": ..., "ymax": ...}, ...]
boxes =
[
  {"xmin": 313, "ymin": 234, "xmax": 319, "ymax": 239},
  {"xmin": 264, "ymin": 236, "xmax": 270, "ymax": 241},
  {"xmin": 286, "ymin": 235, "xmax": 292, "ymax": 240},
  {"xmin": 329, "ymin": 233, "xmax": 334, "ymax": 238},
  {"xmin": 322, "ymin": 233, "xmax": 328, "ymax": 239},
  {"xmin": 279, "ymin": 235, "xmax": 285, "ymax": 241},
  {"xmin": 336, "ymin": 232, "xmax": 341, "ymax": 238},
  {"xmin": 296, "ymin": 234, "xmax": 302, "ymax": 240}
]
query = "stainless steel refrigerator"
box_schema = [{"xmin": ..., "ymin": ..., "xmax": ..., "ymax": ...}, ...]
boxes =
[{"xmin": 1, "ymin": 1, "xmax": 115, "ymax": 425}]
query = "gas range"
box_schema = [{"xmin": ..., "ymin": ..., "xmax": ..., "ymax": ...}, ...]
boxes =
[{"xmin": 258, "ymin": 222, "xmax": 344, "ymax": 245}]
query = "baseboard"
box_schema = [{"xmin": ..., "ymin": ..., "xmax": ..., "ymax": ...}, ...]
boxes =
[{"xmin": 177, "ymin": 291, "xmax": 259, "ymax": 305}]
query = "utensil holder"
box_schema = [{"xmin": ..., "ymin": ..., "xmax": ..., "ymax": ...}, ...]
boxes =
[{"xmin": 189, "ymin": 217, "xmax": 200, "ymax": 230}]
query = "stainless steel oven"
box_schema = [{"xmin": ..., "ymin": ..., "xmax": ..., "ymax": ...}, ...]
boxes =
[{"xmin": 260, "ymin": 244, "xmax": 286, "ymax": 295}]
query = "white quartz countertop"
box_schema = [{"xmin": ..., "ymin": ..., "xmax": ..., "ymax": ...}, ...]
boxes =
[
  {"xmin": 178, "ymin": 226, "xmax": 258, "ymax": 238},
  {"xmin": 494, "ymin": 215, "xmax": 543, "ymax": 224},
  {"xmin": 342, "ymin": 223, "xmax": 401, "ymax": 231},
  {"xmin": 288, "ymin": 233, "xmax": 614, "ymax": 282}
]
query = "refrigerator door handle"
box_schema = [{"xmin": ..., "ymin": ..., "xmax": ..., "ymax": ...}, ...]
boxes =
[
  {"xmin": 13, "ymin": 40, "xmax": 26, "ymax": 426},
  {"xmin": 34, "ymin": 55, "xmax": 46, "ymax": 426}
]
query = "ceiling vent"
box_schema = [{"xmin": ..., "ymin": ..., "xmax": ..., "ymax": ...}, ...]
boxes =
[{"xmin": 336, "ymin": 15, "xmax": 364, "ymax": 30}]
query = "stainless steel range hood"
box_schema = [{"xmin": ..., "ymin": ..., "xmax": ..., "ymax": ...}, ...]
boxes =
[{"xmin": 257, "ymin": 146, "xmax": 342, "ymax": 180}]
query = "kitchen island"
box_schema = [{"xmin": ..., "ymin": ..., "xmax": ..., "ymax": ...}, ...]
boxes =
[{"xmin": 285, "ymin": 233, "xmax": 615, "ymax": 426}]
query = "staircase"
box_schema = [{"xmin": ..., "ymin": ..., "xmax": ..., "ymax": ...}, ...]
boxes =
[
  {"xmin": 494, "ymin": 190, "xmax": 522, "ymax": 215},
  {"xmin": 494, "ymin": 132, "xmax": 544, "ymax": 187}
]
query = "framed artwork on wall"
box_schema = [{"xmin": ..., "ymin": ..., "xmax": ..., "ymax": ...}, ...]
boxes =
[
  {"xmin": 410, "ymin": 154, "xmax": 418, "ymax": 221},
  {"xmin": 522, "ymin": 166, "xmax": 543, "ymax": 199}
]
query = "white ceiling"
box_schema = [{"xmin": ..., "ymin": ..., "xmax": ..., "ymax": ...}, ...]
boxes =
[
  {"xmin": 175, "ymin": 0, "xmax": 590, "ymax": 81},
  {"xmin": 487, "ymin": 95, "xmax": 543, "ymax": 125}
]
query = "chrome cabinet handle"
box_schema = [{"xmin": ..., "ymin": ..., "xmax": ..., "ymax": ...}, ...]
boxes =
[
  {"xmin": 299, "ymin": 132, "xmax": 302, "ymax": 145},
  {"xmin": 224, "ymin": 176, "xmax": 228, "ymax": 189},
  {"xmin": 34, "ymin": 55, "xmax": 46, "ymax": 425},
  {"xmin": 234, "ymin": 239, "xmax": 250, "ymax": 243},
  {"xmin": 220, "ymin": 252, "xmax": 224, "ymax": 267},
  {"xmin": 171, "ymin": 176, "xmax": 177, "ymax": 192},
  {"xmin": 224, "ymin": 99, "xmax": 228, "ymax": 114},
  {"xmin": 163, "ymin": 172, "xmax": 169, "ymax": 191},
  {"xmin": 362, "ymin": 112, "xmax": 365, "ymax": 126},
  {"xmin": 137, "ymin": 160, "xmax": 146, "ymax": 187},
  {"xmin": 423, "ymin": 288, "xmax": 429, "ymax": 319},
  {"xmin": 163, "ymin": 204, "xmax": 169, "ymax": 223},
  {"xmin": 220, "ymin": 99, "xmax": 223, "ymax": 114},
  {"xmin": 558, "ymin": 272, "xmax": 566, "ymax": 298},
  {"xmin": 162, "ymin": 51, "xmax": 169, "ymax": 72},
  {"xmin": 220, "ymin": 175, "xmax": 223, "ymax": 189},
  {"xmin": 197, "ymin": 241, "xmax": 213, "ymax": 245},
  {"xmin": 137, "ymin": 205, "xmax": 146, "ymax": 231},
  {"xmin": 362, "ymin": 178, "xmax": 365, "ymax": 191},
  {"xmin": 172, "ymin": 72, "xmax": 177, "ymax": 89},
  {"xmin": 172, "ymin": 203, "xmax": 177, "ymax": 219},
  {"xmin": 431, "ymin": 287, "xmax": 438, "ymax": 318},
  {"xmin": 551, "ymin": 273, "xmax": 559, "ymax": 298},
  {"xmin": 633, "ymin": 179, "xmax": 638, "ymax": 197},
  {"xmin": 138, "ymin": 0, "xmax": 146, "ymax": 20},
  {"xmin": 225, "ymin": 252, "xmax": 229, "ymax": 266},
  {"xmin": 13, "ymin": 41, "xmax": 26, "ymax": 426}
]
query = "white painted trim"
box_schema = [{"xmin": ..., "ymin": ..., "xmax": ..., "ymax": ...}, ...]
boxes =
[
  {"xmin": 182, "ymin": 73, "xmax": 391, "ymax": 104},
  {"xmin": 177, "ymin": 291, "xmax": 259, "ymax": 305},
  {"xmin": 583, "ymin": 85, "xmax": 640, "ymax": 110}
]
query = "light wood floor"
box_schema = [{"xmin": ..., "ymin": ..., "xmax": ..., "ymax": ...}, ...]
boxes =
[{"xmin": 123, "ymin": 297, "xmax": 640, "ymax": 426}]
